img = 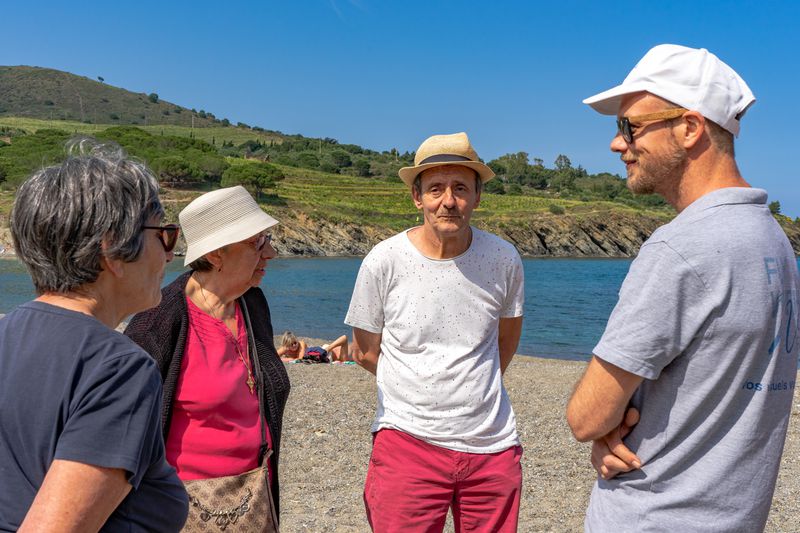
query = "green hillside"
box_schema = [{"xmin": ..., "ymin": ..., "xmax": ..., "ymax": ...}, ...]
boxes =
[
  {"xmin": 0, "ymin": 66, "xmax": 234, "ymax": 128},
  {"xmin": 0, "ymin": 117, "xmax": 284, "ymax": 148},
  {"xmin": 0, "ymin": 66, "xmax": 673, "ymax": 209}
]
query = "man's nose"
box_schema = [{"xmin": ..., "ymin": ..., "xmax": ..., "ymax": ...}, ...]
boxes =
[
  {"xmin": 611, "ymin": 132, "xmax": 628, "ymax": 153},
  {"xmin": 442, "ymin": 187, "xmax": 456, "ymax": 207}
]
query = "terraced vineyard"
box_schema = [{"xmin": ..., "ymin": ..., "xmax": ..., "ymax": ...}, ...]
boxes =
[{"xmin": 0, "ymin": 117, "xmax": 283, "ymax": 147}]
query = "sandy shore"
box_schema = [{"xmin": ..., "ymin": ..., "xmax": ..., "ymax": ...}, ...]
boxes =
[{"xmin": 278, "ymin": 352, "xmax": 800, "ymax": 532}]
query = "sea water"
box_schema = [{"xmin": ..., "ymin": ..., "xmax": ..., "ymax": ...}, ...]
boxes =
[{"xmin": 3, "ymin": 257, "xmax": 797, "ymax": 361}]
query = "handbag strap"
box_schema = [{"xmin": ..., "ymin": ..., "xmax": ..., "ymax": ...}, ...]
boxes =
[{"xmin": 238, "ymin": 297, "xmax": 269, "ymax": 466}]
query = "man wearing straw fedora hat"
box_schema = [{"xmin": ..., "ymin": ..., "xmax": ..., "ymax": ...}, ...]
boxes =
[{"xmin": 346, "ymin": 132, "xmax": 525, "ymax": 532}]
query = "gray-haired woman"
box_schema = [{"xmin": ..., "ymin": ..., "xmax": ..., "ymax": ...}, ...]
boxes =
[{"xmin": 0, "ymin": 142, "xmax": 188, "ymax": 532}]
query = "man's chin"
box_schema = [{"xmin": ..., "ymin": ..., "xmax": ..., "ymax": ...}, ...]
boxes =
[{"xmin": 626, "ymin": 176, "xmax": 656, "ymax": 196}]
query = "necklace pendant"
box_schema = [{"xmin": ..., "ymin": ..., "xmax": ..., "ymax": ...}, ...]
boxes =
[{"xmin": 247, "ymin": 374, "xmax": 256, "ymax": 394}]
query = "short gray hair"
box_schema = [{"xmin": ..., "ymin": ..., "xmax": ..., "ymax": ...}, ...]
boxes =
[{"xmin": 11, "ymin": 138, "xmax": 164, "ymax": 294}]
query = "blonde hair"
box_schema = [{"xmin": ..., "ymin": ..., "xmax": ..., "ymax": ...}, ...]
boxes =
[{"xmin": 280, "ymin": 331, "xmax": 298, "ymax": 347}]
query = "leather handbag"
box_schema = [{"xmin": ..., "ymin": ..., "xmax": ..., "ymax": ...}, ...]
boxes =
[
  {"xmin": 181, "ymin": 299, "xmax": 278, "ymax": 532},
  {"xmin": 182, "ymin": 452, "xmax": 277, "ymax": 532}
]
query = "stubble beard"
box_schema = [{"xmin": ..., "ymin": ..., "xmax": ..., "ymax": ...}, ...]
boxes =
[{"xmin": 627, "ymin": 138, "xmax": 687, "ymax": 196}]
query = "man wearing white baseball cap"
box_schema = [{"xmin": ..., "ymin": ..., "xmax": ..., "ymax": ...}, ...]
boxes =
[
  {"xmin": 346, "ymin": 132, "xmax": 525, "ymax": 532},
  {"xmin": 567, "ymin": 44, "xmax": 799, "ymax": 531}
]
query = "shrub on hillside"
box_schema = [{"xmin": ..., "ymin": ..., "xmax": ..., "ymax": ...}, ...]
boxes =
[
  {"xmin": 549, "ymin": 204, "xmax": 566, "ymax": 215},
  {"xmin": 484, "ymin": 179, "xmax": 505, "ymax": 194},
  {"xmin": 330, "ymin": 150, "xmax": 352, "ymax": 168},
  {"xmin": 0, "ymin": 129, "xmax": 71, "ymax": 186},
  {"xmin": 296, "ymin": 152, "xmax": 320, "ymax": 169},
  {"xmin": 354, "ymin": 158, "xmax": 371, "ymax": 177}
]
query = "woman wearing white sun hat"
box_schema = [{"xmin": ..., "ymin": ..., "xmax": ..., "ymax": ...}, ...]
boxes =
[{"xmin": 125, "ymin": 185, "xmax": 290, "ymax": 530}]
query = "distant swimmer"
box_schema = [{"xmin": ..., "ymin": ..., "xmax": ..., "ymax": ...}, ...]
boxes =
[
  {"xmin": 346, "ymin": 132, "xmax": 525, "ymax": 532},
  {"xmin": 567, "ymin": 44, "xmax": 800, "ymax": 532}
]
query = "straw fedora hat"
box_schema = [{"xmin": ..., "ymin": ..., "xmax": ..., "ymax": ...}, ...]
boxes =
[
  {"xmin": 398, "ymin": 132, "xmax": 495, "ymax": 187},
  {"xmin": 179, "ymin": 185, "xmax": 279, "ymax": 266}
]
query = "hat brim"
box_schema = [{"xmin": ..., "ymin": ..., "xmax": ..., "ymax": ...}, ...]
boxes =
[
  {"xmin": 398, "ymin": 161, "xmax": 495, "ymax": 188},
  {"xmin": 583, "ymin": 81, "xmax": 653, "ymax": 115},
  {"xmin": 183, "ymin": 211, "xmax": 279, "ymax": 266}
]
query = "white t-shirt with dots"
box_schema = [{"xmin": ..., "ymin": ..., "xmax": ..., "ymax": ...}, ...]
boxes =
[{"xmin": 346, "ymin": 227, "xmax": 524, "ymax": 453}]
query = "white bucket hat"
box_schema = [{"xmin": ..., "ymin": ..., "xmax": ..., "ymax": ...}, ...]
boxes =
[
  {"xmin": 179, "ymin": 186, "xmax": 279, "ymax": 266},
  {"xmin": 398, "ymin": 132, "xmax": 495, "ymax": 187},
  {"xmin": 583, "ymin": 44, "xmax": 755, "ymax": 136}
]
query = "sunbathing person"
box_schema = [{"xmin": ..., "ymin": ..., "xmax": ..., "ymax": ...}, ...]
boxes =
[
  {"xmin": 278, "ymin": 331, "xmax": 353, "ymax": 363},
  {"xmin": 277, "ymin": 331, "xmax": 307, "ymax": 362}
]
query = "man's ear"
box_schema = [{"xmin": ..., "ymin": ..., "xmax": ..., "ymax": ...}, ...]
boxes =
[
  {"xmin": 411, "ymin": 186, "xmax": 423, "ymax": 210},
  {"xmin": 680, "ymin": 111, "xmax": 705, "ymax": 150}
]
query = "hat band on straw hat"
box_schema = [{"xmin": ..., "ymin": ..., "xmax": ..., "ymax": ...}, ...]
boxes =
[{"xmin": 419, "ymin": 154, "xmax": 474, "ymax": 165}]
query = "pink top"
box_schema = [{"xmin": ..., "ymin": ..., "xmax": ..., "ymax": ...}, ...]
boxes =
[{"xmin": 166, "ymin": 296, "xmax": 272, "ymax": 480}]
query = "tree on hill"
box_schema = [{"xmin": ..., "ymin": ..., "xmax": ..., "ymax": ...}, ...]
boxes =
[
  {"xmin": 221, "ymin": 163, "xmax": 285, "ymax": 199},
  {"xmin": 151, "ymin": 155, "xmax": 202, "ymax": 186},
  {"xmin": 330, "ymin": 150, "xmax": 352, "ymax": 168},
  {"xmin": 354, "ymin": 158, "xmax": 371, "ymax": 177},
  {"xmin": 148, "ymin": 93, "xmax": 159, "ymax": 104}
]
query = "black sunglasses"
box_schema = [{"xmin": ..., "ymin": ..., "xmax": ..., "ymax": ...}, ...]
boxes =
[
  {"xmin": 142, "ymin": 224, "xmax": 181, "ymax": 253},
  {"xmin": 616, "ymin": 108, "xmax": 687, "ymax": 144}
]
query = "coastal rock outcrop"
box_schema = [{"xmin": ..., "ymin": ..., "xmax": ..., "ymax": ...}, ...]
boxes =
[{"xmin": 2, "ymin": 209, "xmax": 798, "ymax": 259}]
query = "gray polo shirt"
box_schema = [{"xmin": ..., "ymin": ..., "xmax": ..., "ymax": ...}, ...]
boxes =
[{"xmin": 586, "ymin": 187, "xmax": 799, "ymax": 532}]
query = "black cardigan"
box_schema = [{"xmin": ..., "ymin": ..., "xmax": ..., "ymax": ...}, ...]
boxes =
[{"xmin": 124, "ymin": 270, "xmax": 290, "ymax": 518}]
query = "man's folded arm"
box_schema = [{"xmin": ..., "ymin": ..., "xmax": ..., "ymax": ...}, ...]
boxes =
[{"xmin": 566, "ymin": 355, "xmax": 643, "ymax": 442}]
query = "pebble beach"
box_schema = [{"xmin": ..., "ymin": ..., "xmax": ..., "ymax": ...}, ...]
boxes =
[{"xmin": 278, "ymin": 351, "xmax": 800, "ymax": 533}]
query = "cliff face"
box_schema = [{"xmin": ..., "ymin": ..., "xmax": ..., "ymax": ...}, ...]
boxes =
[
  {"xmin": 482, "ymin": 213, "xmax": 666, "ymax": 257},
  {"xmin": 2, "ymin": 209, "xmax": 798, "ymax": 259},
  {"xmin": 265, "ymin": 210, "xmax": 668, "ymax": 258},
  {"xmin": 267, "ymin": 210, "xmax": 800, "ymax": 258}
]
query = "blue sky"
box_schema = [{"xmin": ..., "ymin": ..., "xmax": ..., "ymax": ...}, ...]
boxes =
[{"xmin": 4, "ymin": 1, "xmax": 799, "ymax": 216}]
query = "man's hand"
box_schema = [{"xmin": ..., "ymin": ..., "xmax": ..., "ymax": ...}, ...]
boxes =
[{"xmin": 590, "ymin": 407, "xmax": 642, "ymax": 480}]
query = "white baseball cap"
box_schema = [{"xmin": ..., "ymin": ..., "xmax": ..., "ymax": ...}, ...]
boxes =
[
  {"xmin": 583, "ymin": 44, "xmax": 755, "ymax": 136},
  {"xmin": 179, "ymin": 185, "xmax": 279, "ymax": 266}
]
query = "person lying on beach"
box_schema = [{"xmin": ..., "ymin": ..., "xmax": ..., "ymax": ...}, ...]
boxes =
[
  {"xmin": 279, "ymin": 331, "xmax": 358, "ymax": 363},
  {"xmin": 277, "ymin": 331, "xmax": 307, "ymax": 362}
]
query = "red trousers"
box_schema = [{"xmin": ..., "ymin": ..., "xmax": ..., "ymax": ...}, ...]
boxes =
[{"xmin": 364, "ymin": 429, "xmax": 522, "ymax": 533}]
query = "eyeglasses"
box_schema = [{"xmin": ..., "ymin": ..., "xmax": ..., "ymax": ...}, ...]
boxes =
[
  {"xmin": 142, "ymin": 224, "xmax": 181, "ymax": 253},
  {"xmin": 616, "ymin": 108, "xmax": 688, "ymax": 144},
  {"xmin": 249, "ymin": 233, "xmax": 272, "ymax": 252}
]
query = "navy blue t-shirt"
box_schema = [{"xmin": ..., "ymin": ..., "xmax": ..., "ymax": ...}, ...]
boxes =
[{"xmin": 0, "ymin": 302, "xmax": 188, "ymax": 531}]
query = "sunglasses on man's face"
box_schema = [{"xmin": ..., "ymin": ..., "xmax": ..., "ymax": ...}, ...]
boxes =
[
  {"xmin": 142, "ymin": 224, "xmax": 181, "ymax": 253},
  {"xmin": 616, "ymin": 108, "xmax": 688, "ymax": 144}
]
